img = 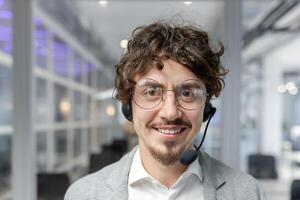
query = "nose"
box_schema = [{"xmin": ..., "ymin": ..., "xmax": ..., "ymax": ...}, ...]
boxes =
[{"xmin": 158, "ymin": 91, "xmax": 182, "ymax": 120}]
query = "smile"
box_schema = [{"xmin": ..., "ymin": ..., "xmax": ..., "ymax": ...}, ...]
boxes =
[
  {"xmin": 153, "ymin": 126, "xmax": 187, "ymax": 137},
  {"xmin": 157, "ymin": 128, "xmax": 182, "ymax": 135}
]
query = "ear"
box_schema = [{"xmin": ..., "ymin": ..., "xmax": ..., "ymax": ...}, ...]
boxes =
[{"xmin": 121, "ymin": 103, "xmax": 132, "ymax": 121}]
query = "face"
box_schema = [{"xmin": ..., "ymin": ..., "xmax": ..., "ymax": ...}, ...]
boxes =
[{"xmin": 132, "ymin": 59, "xmax": 206, "ymax": 166}]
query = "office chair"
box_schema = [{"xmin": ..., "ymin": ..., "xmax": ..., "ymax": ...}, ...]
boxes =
[
  {"xmin": 88, "ymin": 139, "xmax": 128, "ymax": 173},
  {"xmin": 88, "ymin": 149, "xmax": 121, "ymax": 173},
  {"xmin": 291, "ymin": 180, "xmax": 300, "ymax": 200},
  {"xmin": 248, "ymin": 154, "xmax": 278, "ymax": 179},
  {"xmin": 110, "ymin": 139, "xmax": 128, "ymax": 155},
  {"xmin": 37, "ymin": 173, "xmax": 70, "ymax": 200}
]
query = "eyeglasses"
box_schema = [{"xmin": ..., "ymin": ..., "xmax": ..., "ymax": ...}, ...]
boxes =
[{"xmin": 132, "ymin": 78, "xmax": 208, "ymax": 110}]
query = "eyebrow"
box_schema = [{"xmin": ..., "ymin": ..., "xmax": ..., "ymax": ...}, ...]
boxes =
[
  {"xmin": 136, "ymin": 80, "xmax": 161, "ymax": 87},
  {"xmin": 180, "ymin": 82, "xmax": 202, "ymax": 87},
  {"xmin": 137, "ymin": 78, "xmax": 204, "ymax": 88}
]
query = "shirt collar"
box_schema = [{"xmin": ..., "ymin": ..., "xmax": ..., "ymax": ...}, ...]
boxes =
[
  {"xmin": 128, "ymin": 148, "xmax": 151, "ymax": 185},
  {"xmin": 128, "ymin": 148, "xmax": 203, "ymax": 186}
]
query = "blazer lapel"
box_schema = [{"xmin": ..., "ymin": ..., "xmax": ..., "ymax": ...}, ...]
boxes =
[
  {"xmin": 106, "ymin": 148, "xmax": 137, "ymax": 200},
  {"xmin": 198, "ymin": 151, "xmax": 228, "ymax": 200}
]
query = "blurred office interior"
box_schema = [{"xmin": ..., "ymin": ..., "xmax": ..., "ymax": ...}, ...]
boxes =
[{"xmin": 0, "ymin": 0, "xmax": 300, "ymax": 199}]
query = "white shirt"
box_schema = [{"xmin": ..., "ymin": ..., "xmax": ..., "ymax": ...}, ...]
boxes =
[{"xmin": 128, "ymin": 148, "xmax": 204, "ymax": 200}]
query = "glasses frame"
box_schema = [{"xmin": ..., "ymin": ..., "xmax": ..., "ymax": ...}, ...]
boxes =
[{"xmin": 132, "ymin": 78, "xmax": 208, "ymax": 110}]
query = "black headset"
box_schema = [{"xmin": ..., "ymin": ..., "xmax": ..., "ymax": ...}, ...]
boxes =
[
  {"xmin": 121, "ymin": 102, "xmax": 214, "ymax": 123},
  {"xmin": 121, "ymin": 103, "xmax": 133, "ymax": 122}
]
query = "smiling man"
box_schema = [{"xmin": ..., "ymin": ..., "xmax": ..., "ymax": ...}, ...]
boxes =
[{"xmin": 65, "ymin": 21, "xmax": 266, "ymax": 200}]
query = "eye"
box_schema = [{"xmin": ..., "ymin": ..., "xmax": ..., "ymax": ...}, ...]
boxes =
[
  {"xmin": 180, "ymin": 89, "xmax": 196, "ymax": 102},
  {"xmin": 145, "ymin": 87, "xmax": 159, "ymax": 96},
  {"xmin": 144, "ymin": 86, "xmax": 161, "ymax": 99},
  {"xmin": 181, "ymin": 89, "xmax": 193, "ymax": 97},
  {"xmin": 178, "ymin": 88, "xmax": 204, "ymax": 102}
]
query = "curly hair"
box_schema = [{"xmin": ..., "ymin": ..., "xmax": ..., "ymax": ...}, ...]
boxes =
[{"xmin": 115, "ymin": 21, "xmax": 228, "ymax": 104}]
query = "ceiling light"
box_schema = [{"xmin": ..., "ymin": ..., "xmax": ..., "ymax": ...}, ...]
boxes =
[
  {"xmin": 289, "ymin": 87, "xmax": 298, "ymax": 95},
  {"xmin": 184, "ymin": 1, "xmax": 192, "ymax": 5},
  {"xmin": 59, "ymin": 98, "xmax": 71, "ymax": 115},
  {"xmin": 106, "ymin": 105, "xmax": 116, "ymax": 117},
  {"xmin": 277, "ymin": 84, "xmax": 287, "ymax": 93},
  {"xmin": 120, "ymin": 39, "xmax": 128, "ymax": 49},
  {"xmin": 98, "ymin": 1, "xmax": 108, "ymax": 7},
  {"xmin": 286, "ymin": 82, "xmax": 296, "ymax": 91}
]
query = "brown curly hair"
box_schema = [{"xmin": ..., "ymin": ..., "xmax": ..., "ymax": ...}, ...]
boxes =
[{"xmin": 115, "ymin": 21, "xmax": 228, "ymax": 104}]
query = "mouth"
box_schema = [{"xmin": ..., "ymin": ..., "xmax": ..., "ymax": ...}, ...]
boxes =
[{"xmin": 153, "ymin": 127, "xmax": 187, "ymax": 137}]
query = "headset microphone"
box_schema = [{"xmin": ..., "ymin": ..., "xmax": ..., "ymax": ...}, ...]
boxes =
[{"xmin": 180, "ymin": 104, "xmax": 216, "ymax": 166}]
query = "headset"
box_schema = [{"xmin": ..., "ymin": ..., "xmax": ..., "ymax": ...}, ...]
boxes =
[
  {"xmin": 121, "ymin": 102, "xmax": 216, "ymax": 165},
  {"xmin": 121, "ymin": 103, "xmax": 133, "ymax": 122}
]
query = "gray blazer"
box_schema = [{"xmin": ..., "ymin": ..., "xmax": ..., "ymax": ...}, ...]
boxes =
[{"xmin": 65, "ymin": 147, "xmax": 266, "ymax": 200}]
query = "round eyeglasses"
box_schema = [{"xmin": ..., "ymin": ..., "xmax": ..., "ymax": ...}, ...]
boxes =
[{"xmin": 132, "ymin": 78, "xmax": 208, "ymax": 110}]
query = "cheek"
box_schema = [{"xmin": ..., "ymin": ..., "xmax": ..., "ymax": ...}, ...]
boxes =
[
  {"xmin": 132, "ymin": 106, "xmax": 157, "ymax": 129},
  {"xmin": 187, "ymin": 110, "xmax": 204, "ymax": 130}
]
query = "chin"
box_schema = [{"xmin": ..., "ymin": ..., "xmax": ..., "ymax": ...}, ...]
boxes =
[{"xmin": 149, "ymin": 143, "xmax": 185, "ymax": 166}]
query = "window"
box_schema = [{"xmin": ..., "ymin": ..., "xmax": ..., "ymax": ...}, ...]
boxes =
[
  {"xmin": 73, "ymin": 128, "xmax": 82, "ymax": 158},
  {"xmin": 0, "ymin": 0, "xmax": 12, "ymax": 55},
  {"xmin": 53, "ymin": 36, "xmax": 69, "ymax": 77},
  {"xmin": 34, "ymin": 18, "xmax": 49, "ymax": 69},
  {"xmin": 54, "ymin": 129, "xmax": 67, "ymax": 167},
  {"xmin": 36, "ymin": 131, "xmax": 47, "ymax": 171},
  {"xmin": 35, "ymin": 77, "xmax": 48, "ymax": 123},
  {"xmin": 87, "ymin": 62, "xmax": 94, "ymax": 87},
  {"xmin": 0, "ymin": 66, "xmax": 12, "ymax": 126},
  {"xmin": 73, "ymin": 91, "xmax": 82, "ymax": 121},
  {"xmin": 73, "ymin": 52, "xmax": 82, "ymax": 83}
]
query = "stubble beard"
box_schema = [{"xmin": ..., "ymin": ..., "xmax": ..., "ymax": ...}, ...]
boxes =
[{"xmin": 147, "ymin": 140, "xmax": 185, "ymax": 166}]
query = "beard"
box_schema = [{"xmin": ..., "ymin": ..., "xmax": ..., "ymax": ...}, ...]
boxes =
[{"xmin": 147, "ymin": 140, "xmax": 186, "ymax": 166}]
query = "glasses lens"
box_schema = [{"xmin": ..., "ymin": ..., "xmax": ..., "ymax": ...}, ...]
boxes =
[
  {"xmin": 133, "ymin": 79, "xmax": 162, "ymax": 109},
  {"xmin": 176, "ymin": 80, "xmax": 207, "ymax": 110}
]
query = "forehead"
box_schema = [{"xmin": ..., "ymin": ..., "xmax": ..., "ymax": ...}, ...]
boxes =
[{"xmin": 134, "ymin": 59, "xmax": 201, "ymax": 86}]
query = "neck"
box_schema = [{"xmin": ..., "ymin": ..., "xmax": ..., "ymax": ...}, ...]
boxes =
[{"xmin": 139, "ymin": 147, "xmax": 188, "ymax": 188}]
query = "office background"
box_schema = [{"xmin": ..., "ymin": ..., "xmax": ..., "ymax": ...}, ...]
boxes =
[{"xmin": 0, "ymin": 0, "xmax": 300, "ymax": 199}]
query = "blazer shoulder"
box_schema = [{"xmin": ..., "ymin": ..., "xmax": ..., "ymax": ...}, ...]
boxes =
[
  {"xmin": 64, "ymin": 149, "xmax": 135, "ymax": 200},
  {"xmin": 216, "ymin": 159, "xmax": 261, "ymax": 187},
  {"xmin": 203, "ymin": 152, "xmax": 258, "ymax": 183},
  {"xmin": 64, "ymin": 162, "xmax": 121, "ymax": 200},
  {"xmin": 64, "ymin": 173, "xmax": 98, "ymax": 200},
  {"xmin": 202, "ymin": 152, "xmax": 266, "ymax": 200}
]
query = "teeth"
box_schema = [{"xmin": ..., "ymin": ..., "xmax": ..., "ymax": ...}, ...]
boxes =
[{"xmin": 158, "ymin": 129, "xmax": 182, "ymax": 135}]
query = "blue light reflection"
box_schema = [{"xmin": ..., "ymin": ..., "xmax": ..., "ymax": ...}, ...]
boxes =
[
  {"xmin": 0, "ymin": 0, "xmax": 12, "ymax": 54},
  {"xmin": 54, "ymin": 38, "xmax": 69, "ymax": 77}
]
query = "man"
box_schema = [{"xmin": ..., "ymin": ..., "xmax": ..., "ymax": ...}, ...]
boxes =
[{"xmin": 65, "ymin": 21, "xmax": 266, "ymax": 200}]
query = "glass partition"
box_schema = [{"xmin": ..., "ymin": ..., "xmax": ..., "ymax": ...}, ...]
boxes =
[
  {"xmin": 53, "ymin": 36, "xmax": 69, "ymax": 77},
  {"xmin": 0, "ymin": 0, "xmax": 12, "ymax": 198},
  {"xmin": 54, "ymin": 84, "xmax": 69, "ymax": 122},
  {"xmin": 0, "ymin": 0, "xmax": 12, "ymax": 55},
  {"xmin": 73, "ymin": 52, "xmax": 82, "ymax": 83},
  {"xmin": 73, "ymin": 128, "xmax": 82, "ymax": 158},
  {"xmin": 0, "ymin": 66, "xmax": 12, "ymax": 126},
  {"xmin": 36, "ymin": 131, "xmax": 47, "ymax": 171},
  {"xmin": 73, "ymin": 91, "xmax": 82, "ymax": 121},
  {"xmin": 54, "ymin": 129, "xmax": 68, "ymax": 167},
  {"xmin": 35, "ymin": 77, "xmax": 48, "ymax": 124},
  {"xmin": 34, "ymin": 18, "xmax": 49, "ymax": 69}
]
